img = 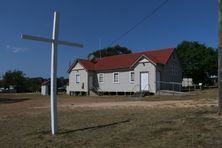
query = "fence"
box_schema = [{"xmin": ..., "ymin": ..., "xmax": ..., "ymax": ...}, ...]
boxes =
[{"xmin": 156, "ymin": 81, "xmax": 201, "ymax": 93}]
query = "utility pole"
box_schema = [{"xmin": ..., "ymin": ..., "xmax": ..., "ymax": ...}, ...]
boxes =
[{"xmin": 218, "ymin": 0, "xmax": 222, "ymax": 114}]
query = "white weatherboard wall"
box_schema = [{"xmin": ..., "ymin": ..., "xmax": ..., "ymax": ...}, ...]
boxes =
[
  {"xmin": 158, "ymin": 52, "xmax": 182, "ymax": 91},
  {"xmin": 97, "ymin": 57, "xmax": 156, "ymax": 93},
  {"xmin": 162, "ymin": 52, "xmax": 182, "ymax": 83},
  {"xmin": 96, "ymin": 70, "xmax": 135, "ymax": 92},
  {"xmin": 133, "ymin": 58, "xmax": 156, "ymax": 93},
  {"xmin": 68, "ymin": 62, "xmax": 88, "ymax": 92},
  {"xmin": 41, "ymin": 85, "xmax": 49, "ymax": 95}
]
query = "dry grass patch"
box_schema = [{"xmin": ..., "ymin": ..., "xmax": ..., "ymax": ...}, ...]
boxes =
[
  {"xmin": 0, "ymin": 88, "xmax": 221, "ymax": 147},
  {"xmin": 1, "ymin": 106, "xmax": 222, "ymax": 147}
]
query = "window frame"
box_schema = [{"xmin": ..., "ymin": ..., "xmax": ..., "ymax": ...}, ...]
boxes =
[
  {"xmin": 76, "ymin": 73, "xmax": 80, "ymax": 84},
  {"xmin": 129, "ymin": 71, "xmax": 135, "ymax": 83},
  {"xmin": 113, "ymin": 72, "xmax": 119, "ymax": 83},
  {"xmin": 97, "ymin": 73, "xmax": 104, "ymax": 83}
]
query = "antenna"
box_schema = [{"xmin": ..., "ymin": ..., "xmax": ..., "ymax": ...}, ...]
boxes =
[{"xmin": 99, "ymin": 39, "xmax": 102, "ymax": 59}]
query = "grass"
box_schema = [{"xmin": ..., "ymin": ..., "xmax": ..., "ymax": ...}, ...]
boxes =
[
  {"xmin": 142, "ymin": 88, "xmax": 217, "ymax": 101},
  {"xmin": 0, "ymin": 89, "xmax": 221, "ymax": 148},
  {"xmin": 1, "ymin": 106, "xmax": 222, "ymax": 148}
]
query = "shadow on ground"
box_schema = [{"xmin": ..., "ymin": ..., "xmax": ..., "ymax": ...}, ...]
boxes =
[
  {"xmin": 36, "ymin": 119, "xmax": 131, "ymax": 135},
  {"xmin": 59, "ymin": 119, "xmax": 131, "ymax": 134},
  {"xmin": 0, "ymin": 98, "xmax": 30, "ymax": 104}
]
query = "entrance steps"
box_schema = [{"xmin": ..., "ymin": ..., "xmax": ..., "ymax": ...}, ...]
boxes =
[{"xmin": 131, "ymin": 91, "xmax": 151, "ymax": 97}]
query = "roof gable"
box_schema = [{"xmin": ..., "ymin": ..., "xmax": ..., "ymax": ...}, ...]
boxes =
[
  {"xmin": 73, "ymin": 62, "xmax": 84, "ymax": 70},
  {"xmin": 130, "ymin": 54, "xmax": 156, "ymax": 69},
  {"xmin": 67, "ymin": 59, "xmax": 94, "ymax": 73},
  {"xmin": 68, "ymin": 48, "xmax": 175, "ymax": 72},
  {"xmin": 139, "ymin": 58, "xmax": 149, "ymax": 63}
]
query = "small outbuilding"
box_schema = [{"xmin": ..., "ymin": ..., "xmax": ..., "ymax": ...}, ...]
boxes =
[{"xmin": 41, "ymin": 80, "xmax": 49, "ymax": 96}]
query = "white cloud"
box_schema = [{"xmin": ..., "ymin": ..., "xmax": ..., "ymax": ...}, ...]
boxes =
[
  {"xmin": 12, "ymin": 47, "xmax": 28, "ymax": 53},
  {"xmin": 6, "ymin": 45, "xmax": 10, "ymax": 49},
  {"xmin": 5, "ymin": 45, "xmax": 28, "ymax": 53}
]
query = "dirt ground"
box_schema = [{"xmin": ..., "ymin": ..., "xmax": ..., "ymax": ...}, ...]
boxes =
[
  {"xmin": 0, "ymin": 89, "xmax": 221, "ymax": 148},
  {"xmin": 0, "ymin": 89, "xmax": 217, "ymax": 111},
  {"xmin": 63, "ymin": 99, "xmax": 217, "ymax": 110}
]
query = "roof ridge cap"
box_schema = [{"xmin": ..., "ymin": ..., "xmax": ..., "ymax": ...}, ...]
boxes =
[{"xmin": 95, "ymin": 48, "xmax": 175, "ymax": 61}]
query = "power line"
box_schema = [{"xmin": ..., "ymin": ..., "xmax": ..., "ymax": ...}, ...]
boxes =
[{"xmin": 108, "ymin": 0, "xmax": 169, "ymax": 47}]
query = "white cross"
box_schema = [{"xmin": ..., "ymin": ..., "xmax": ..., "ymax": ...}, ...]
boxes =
[{"xmin": 21, "ymin": 11, "xmax": 83, "ymax": 135}]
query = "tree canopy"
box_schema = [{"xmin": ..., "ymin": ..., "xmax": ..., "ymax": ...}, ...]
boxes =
[
  {"xmin": 3, "ymin": 70, "xmax": 26, "ymax": 89},
  {"xmin": 1, "ymin": 70, "xmax": 68, "ymax": 92},
  {"xmin": 176, "ymin": 41, "xmax": 217, "ymax": 84},
  {"xmin": 88, "ymin": 45, "xmax": 132, "ymax": 59}
]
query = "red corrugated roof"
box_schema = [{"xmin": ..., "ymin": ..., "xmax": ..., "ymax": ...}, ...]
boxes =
[
  {"xmin": 142, "ymin": 48, "xmax": 174, "ymax": 64},
  {"xmin": 77, "ymin": 59, "xmax": 95, "ymax": 71},
  {"xmin": 69, "ymin": 48, "xmax": 174, "ymax": 72},
  {"xmin": 42, "ymin": 80, "xmax": 49, "ymax": 85}
]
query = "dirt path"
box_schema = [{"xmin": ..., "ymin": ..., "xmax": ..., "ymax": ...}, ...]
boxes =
[
  {"xmin": 0, "ymin": 92, "xmax": 217, "ymax": 111},
  {"xmin": 60, "ymin": 99, "xmax": 217, "ymax": 110}
]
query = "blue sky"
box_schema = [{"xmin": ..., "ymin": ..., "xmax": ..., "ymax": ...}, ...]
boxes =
[{"xmin": 0, "ymin": 0, "xmax": 218, "ymax": 78}]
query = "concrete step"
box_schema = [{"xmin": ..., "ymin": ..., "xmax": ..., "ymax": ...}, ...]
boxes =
[{"xmin": 89, "ymin": 90, "xmax": 98, "ymax": 96}]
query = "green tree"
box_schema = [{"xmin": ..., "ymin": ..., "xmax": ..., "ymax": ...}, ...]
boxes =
[
  {"xmin": 3, "ymin": 70, "xmax": 26, "ymax": 91},
  {"xmin": 57, "ymin": 77, "xmax": 68, "ymax": 87},
  {"xmin": 0, "ymin": 79, "xmax": 3, "ymax": 88},
  {"xmin": 176, "ymin": 41, "xmax": 217, "ymax": 84},
  {"xmin": 88, "ymin": 45, "xmax": 132, "ymax": 59},
  {"xmin": 25, "ymin": 77, "xmax": 43, "ymax": 92}
]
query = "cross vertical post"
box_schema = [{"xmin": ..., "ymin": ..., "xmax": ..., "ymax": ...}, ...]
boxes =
[
  {"xmin": 51, "ymin": 12, "xmax": 59, "ymax": 134},
  {"xmin": 21, "ymin": 11, "xmax": 83, "ymax": 135}
]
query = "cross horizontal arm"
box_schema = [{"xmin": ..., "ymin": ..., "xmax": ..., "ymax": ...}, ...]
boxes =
[
  {"xmin": 21, "ymin": 34, "xmax": 83, "ymax": 48},
  {"xmin": 21, "ymin": 34, "xmax": 53, "ymax": 43},
  {"xmin": 57, "ymin": 40, "xmax": 83, "ymax": 48}
]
